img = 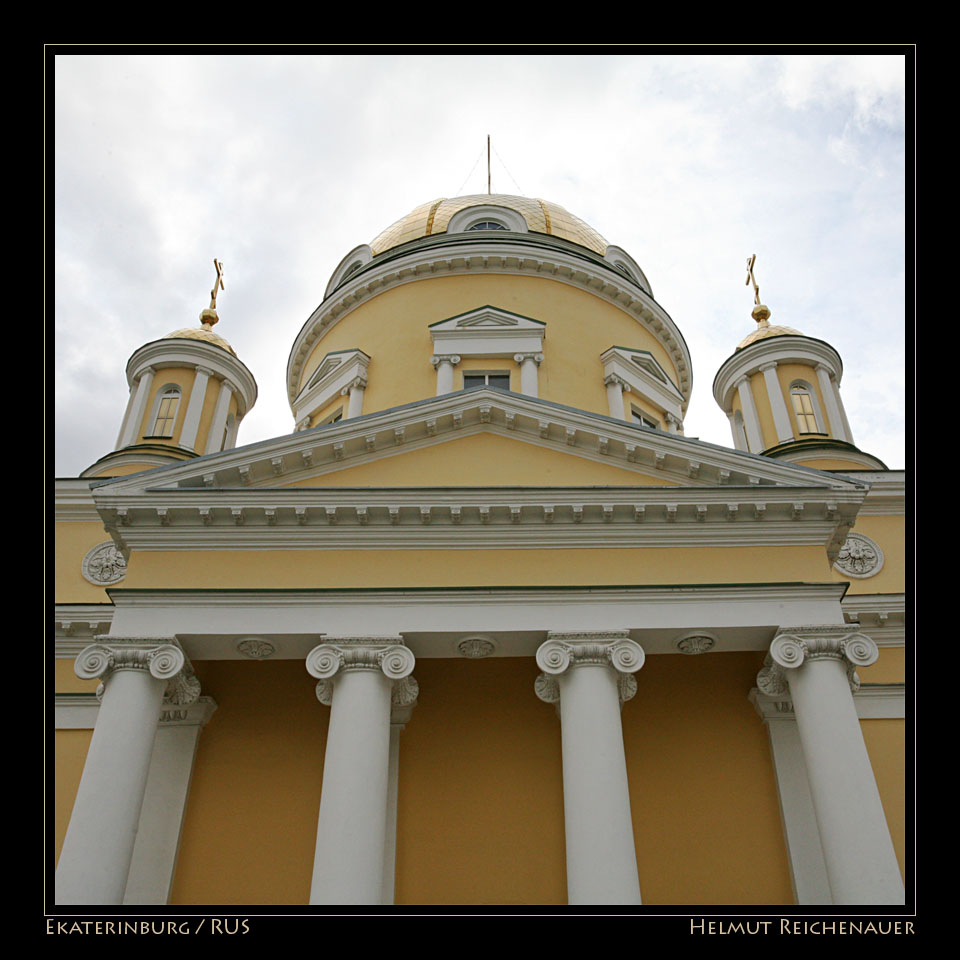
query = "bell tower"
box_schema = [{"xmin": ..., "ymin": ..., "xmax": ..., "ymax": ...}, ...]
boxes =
[{"xmin": 82, "ymin": 260, "xmax": 258, "ymax": 478}]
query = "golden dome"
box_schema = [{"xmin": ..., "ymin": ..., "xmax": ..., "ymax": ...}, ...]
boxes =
[
  {"xmin": 736, "ymin": 320, "xmax": 804, "ymax": 351},
  {"xmin": 163, "ymin": 321, "xmax": 237, "ymax": 357},
  {"xmin": 370, "ymin": 194, "xmax": 609, "ymax": 256}
]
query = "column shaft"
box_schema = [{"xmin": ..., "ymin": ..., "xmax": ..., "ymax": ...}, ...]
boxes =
[
  {"xmin": 204, "ymin": 380, "xmax": 233, "ymax": 455},
  {"xmin": 786, "ymin": 658, "xmax": 903, "ymax": 904},
  {"xmin": 559, "ymin": 664, "xmax": 642, "ymax": 904},
  {"xmin": 119, "ymin": 368, "xmax": 155, "ymax": 448},
  {"xmin": 311, "ymin": 669, "xmax": 393, "ymax": 904},
  {"xmin": 56, "ymin": 668, "xmax": 166, "ymax": 904}
]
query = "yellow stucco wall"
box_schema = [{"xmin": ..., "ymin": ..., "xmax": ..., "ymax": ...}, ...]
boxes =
[
  {"xmin": 831, "ymin": 514, "xmax": 905, "ymax": 595},
  {"xmin": 55, "ymin": 522, "xmax": 116, "ymax": 603},
  {"xmin": 139, "ymin": 369, "xmax": 195, "ymax": 447},
  {"xmin": 54, "ymin": 729, "xmax": 93, "ymax": 865},
  {"xmin": 288, "ymin": 432, "xmax": 678, "ymax": 488},
  {"xmin": 298, "ymin": 275, "xmax": 680, "ymax": 421},
  {"xmin": 122, "ymin": 544, "xmax": 832, "ymax": 591},
  {"xmin": 857, "ymin": 646, "xmax": 905, "ymax": 684},
  {"xmin": 861, "ymin": 718, "xmax": 906, "ymax": 880}
]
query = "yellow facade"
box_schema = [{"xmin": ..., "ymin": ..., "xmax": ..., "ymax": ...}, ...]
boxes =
[{"xmin": 54, "ymin": 193, "xmax": 906, "ymax": 909}]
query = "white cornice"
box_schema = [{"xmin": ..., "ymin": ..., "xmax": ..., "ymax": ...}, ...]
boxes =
[
  {"xmin": 89, "ymin": 582, "xmax": 848, "ymax": 661},
  {"xmin": 841, "ymin": 593, "xmax": 906, "ymax": 646},
  {"xmin": 55, "ymin": 480, "xmax": 98, "ymax": 520},
  {"xmin": 55, "ymin": 694, "xmax": 218, "ymax": 728},
  {"xmin": 54, "ymin": 605, "xmax": 116, "ymax": 656},
  {"xmin": 89, "ymin": 389, "xmax": 868, "ymax": 497},
  {"xmin": 287, "ymin": 237, "xmax": 693, "ymax": 410},
  {"xmin": 833, "ymin": 472, "xmax": 905, "ymax": 515}
]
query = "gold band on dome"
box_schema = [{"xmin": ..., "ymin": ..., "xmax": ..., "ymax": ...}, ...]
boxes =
[
  {"xmin": 424, "ymin": 200, "xmax": 443, "ymax": 237},
  {"xmin": 537, "ymin": 199, "xmax": 553, "ymax": 235}
]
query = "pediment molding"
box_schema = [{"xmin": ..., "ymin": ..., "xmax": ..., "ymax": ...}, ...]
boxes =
[{"xmin": 430, "ymin": 305, "xmax": 545, "ymax": 358}]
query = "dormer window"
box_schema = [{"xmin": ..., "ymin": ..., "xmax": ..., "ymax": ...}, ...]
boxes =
[
  {"xmin": 467, "ymin": 221, "xmax": 508, "ymax": 231},
  {"xmin": 464, "ymin": 372, "xmax": 510, "ymax": 391}
]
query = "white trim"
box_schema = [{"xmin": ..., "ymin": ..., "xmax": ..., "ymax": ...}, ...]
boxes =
[
  {"xmin": 815, "ymin": 363, "xmax": 851, "ymax": 443},
  {"xmin": 324, "ymin": 244, "xmax": 373, "ymax": 300},
  {"xmin": 429, "ymin": 305, "xmax": 545, "ymax": 358},
  {"xmin": 144, "ymin": 383, "xmax": 183, "ymax": 440},
  {"xmin": 119, "ymin": 367, "xmax": 155, "ymax": 448},
  {"xmin": 55, "ymin": 695, "xmax": 217, "ymax": 904},
  {"xmin": 789, "ymin": 379, "xmax": 827, "ymax": 437},
  {"xmin": 600, "ymin": 347, "xmax": 685, "ymax": 426},
  {"xmin": 293, "ymin": 349, "xmax": 370, "ymax": 427},
  {"xmin": 760, "ymin": 362, "xmax": 794, "ymax": 444},
  {"xmin": 96, "ymin": 583, "xmax": 848, "ymax": 663},
  {"xmin": 203, "ymin": 379, "xmax": 234, "ymax": 455},
  {"xmin": 602, "ymin": 245, "xmax": 652, "ymax": 297},
  {"xmin": 446, "ymin": 204, "xmax": 529, "ymax": 235},
  {"xmin": 179, "ymin": 367, "xmax": 212, "ymax": 452},
  {"xmin": 736, "ymin": 377, "xmax": 764, "ymax": 453}
]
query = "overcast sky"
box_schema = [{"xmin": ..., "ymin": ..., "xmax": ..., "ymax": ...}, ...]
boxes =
[{"xmin": 53, "ymin": 53, "xmax": 908, "ymax": 476}]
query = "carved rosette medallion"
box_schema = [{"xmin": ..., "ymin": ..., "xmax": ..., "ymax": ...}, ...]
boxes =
[
  {"xmin": 535, "ymin": 631, "xmax": 645, "ymax": 704},
  {"xmin": 676, "ymin": 633, "xmax": 717, "ymax": 655},
  {"xmin": 306, "ymin": 638, "xmax": 416, "ymax": 704},
  {"xmin": 833, "ymin": 533, "xmax": 884, "ymax": 579},
  {"xmin": 81, "ymin": 542, "xmax": 127, "ymax": 586},
  {"xmin": 237, "ymin": 638, "xmax": 276, "ymax": 659},
  {"xmin": 757, "ymin": 626, "xmax": 879, "ymax": 696},
  {"xmin": 75, "ymin": 637, "xmax": 199, "ymax": 704},
  {"xmin": 457, "ymin": 636, "xmax": 496, "ymax": 658}
]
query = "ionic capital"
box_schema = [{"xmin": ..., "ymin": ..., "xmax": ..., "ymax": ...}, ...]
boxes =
[
  {"xmin": 535, "ymin": 631, "xmax": 645, "ymax": 705},
  {"xmin": 757, "ymin": 626, "xmax": 878, "ymax": 696},
  {"xmin": 603, "ymin": 373, "xmax": 630, "ymax": 393},
  {"xmin": 340, "ymin": 375, "xmax": 368, "ymax": 396},
  {"xmin": 430, "ymin": 354, "xmax": 461, "ymax": 368},
  {"xmin": 758, "ymin": 361, "xmax": 779, "ymax": 373},
  {"xmin": 514, "ymin": 352, "xmax": 544, "ymax": 365},
  {"xmin": 307, "ymin": 637, "xmax": 416, "ymax": 702},
  {"xmin": 75, "ymin": 637, "xmax": 200, "ymax": 704}
]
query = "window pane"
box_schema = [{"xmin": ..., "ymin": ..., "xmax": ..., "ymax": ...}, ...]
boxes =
[
  {"xmin": 488, "ymin": 375, "xmax": 510, "ymax": 390},
  {"xmin": 463, "ymin": 375, "xmax": 485, "ymax": 389}
]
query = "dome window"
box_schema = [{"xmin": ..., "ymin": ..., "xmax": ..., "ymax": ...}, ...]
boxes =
[
  {"xmin": 146, "ymin": 386, "xmax": 181, "ymax": 439},
  {"xmin": 790, "ymin": 382, "xmax": 826, "ymax": 435},
  {"xmin": 467, "ymin": 221, "xmax": 508, "ymax": 232}
]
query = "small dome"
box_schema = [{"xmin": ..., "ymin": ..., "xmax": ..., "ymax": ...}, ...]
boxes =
[
  {"xmin": 163, "ymin": 323, "xmax": 237, "ymax": 357},
  {"xmin": 736, "ymin": 321, "xmax": 804, "ymax": 351},
  {"xmin": 370, "ymin": 194, "xmax": 609, "ymax": 257}
]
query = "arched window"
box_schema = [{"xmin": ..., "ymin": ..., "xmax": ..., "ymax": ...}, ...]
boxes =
[
  {"xmin": 467, "ymin": 221, "xmax": 508, "ymax": 231},
  {"xmin": 790, "ymin": 382, "xmax": 825, "ymax": 435},
  {"xmin": 150, "ymin": 386, "xmax": 181, "ymax": 438}
]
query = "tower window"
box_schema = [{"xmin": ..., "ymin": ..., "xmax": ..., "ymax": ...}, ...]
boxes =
[
  {"xmin": 790, "ymin": 383, "xmax": 825, "ymax": 435},
  {"xmin": 147, "ymin": 387, "xmax": 181, "ymax": 438},
  {"xmin": 464, "ymin": 372, "xmax": 510, "ymax": 390},
  {"xmin": 467, "ymin": 221, "xmax": 508, "ymax": 231}
]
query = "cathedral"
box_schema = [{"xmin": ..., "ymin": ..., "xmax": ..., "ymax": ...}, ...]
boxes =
[{"xmin": 53, "ymin": 193, "xmax": 906, "ymax": 907}]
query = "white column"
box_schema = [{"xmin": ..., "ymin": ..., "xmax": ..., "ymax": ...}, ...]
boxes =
[
  {"xmin": 179, "ymin": 366, "xmax": 212, "ymax": 452},
  {"xmin": 815, "ymin": 364, "xmax": 851, "ymax": 443},
  {"xmin": 727, "ymin": 411, "xmax": 748, "ymax": 451},
  {"xmin": 382, "ymin": 678, "xmax": 418, "ymax": 905},
  {"xmin": 341, "ymin": 376, "xmax": 367, "ymax": 419},
  {"xmin": 536, "ymin": 631, "xmax": 645, "ymax": 905},
  {"xmin": 758, "ymin": 627, "xmax": 903, "ymax": 905},
  {"xmin": 119, "ymin": 367, "xmax": 155, "ymax": 448},
  {"xmin": 55, "ymin": 639, "xmax": 199, "ymax": 905},
  {"xmin": 604, "ymin": 374, "xmax": 628, "ymax": 420},
  {"xmin": 664, "ymin": 412, "xmax": 682, "ymax": 435},
  {"xmin": 761, "ymin": 362, "xmax": 794, "ymax": 444},
  {"xmin": 431, "ymin": 355, "xmax": 461, "ymax": 395},
  {"xmin": 514, "ymin": 352, "xmax": 543, "ymax": 398},
  {"xmin": 204, "ymin": 378, "xmax": 234, "ymax": 455},
  {"xmin": 307, "ymin": 638, "xmax": 416, "ymax": 905},
  {"xmin": 735, "ymin": 375, "xmax": 764, "ymax": 452}
]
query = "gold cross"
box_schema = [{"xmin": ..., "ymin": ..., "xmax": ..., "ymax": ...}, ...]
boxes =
[
  {"xmin": 745, "ymin": 254, "xmax": 760, "ymax": 306},
  {"xmin": 210, "ymin": 259, "xmax": 225, "ymax": 309}
]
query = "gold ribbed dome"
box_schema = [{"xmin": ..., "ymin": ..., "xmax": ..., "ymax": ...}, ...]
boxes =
[
  {"xmin": 370, "ymin": 194, "xmax": 609, "ymax": 256},
  {"xmin": 163, "ymin": 323, "xmax": 237, "ymax": 357}
]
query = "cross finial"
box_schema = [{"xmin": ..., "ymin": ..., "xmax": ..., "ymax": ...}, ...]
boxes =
[
  {"xmin": 210, "ymin": 259, "xmax": 225, "ymax": 310},
  {"xmin": 745, "ymin": 254, "xmax": 760, "ymax": 306}
]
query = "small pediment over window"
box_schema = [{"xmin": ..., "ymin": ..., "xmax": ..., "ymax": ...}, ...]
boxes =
[{"xmin": 430, "ymin": 306, "xmax": 546, "ymax": 332}]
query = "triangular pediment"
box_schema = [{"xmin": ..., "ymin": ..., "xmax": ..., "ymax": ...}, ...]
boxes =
[
  {"xmin": 92, "ymin": 388, "xmax": 867, "ymax": 497},
  {"xmin": 90, "ymin": 390, "xmax": 867, "ymax": 557},
  {"xmin": 429, "ymin": 306, "xmax": 546, "ymax": 332}
]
